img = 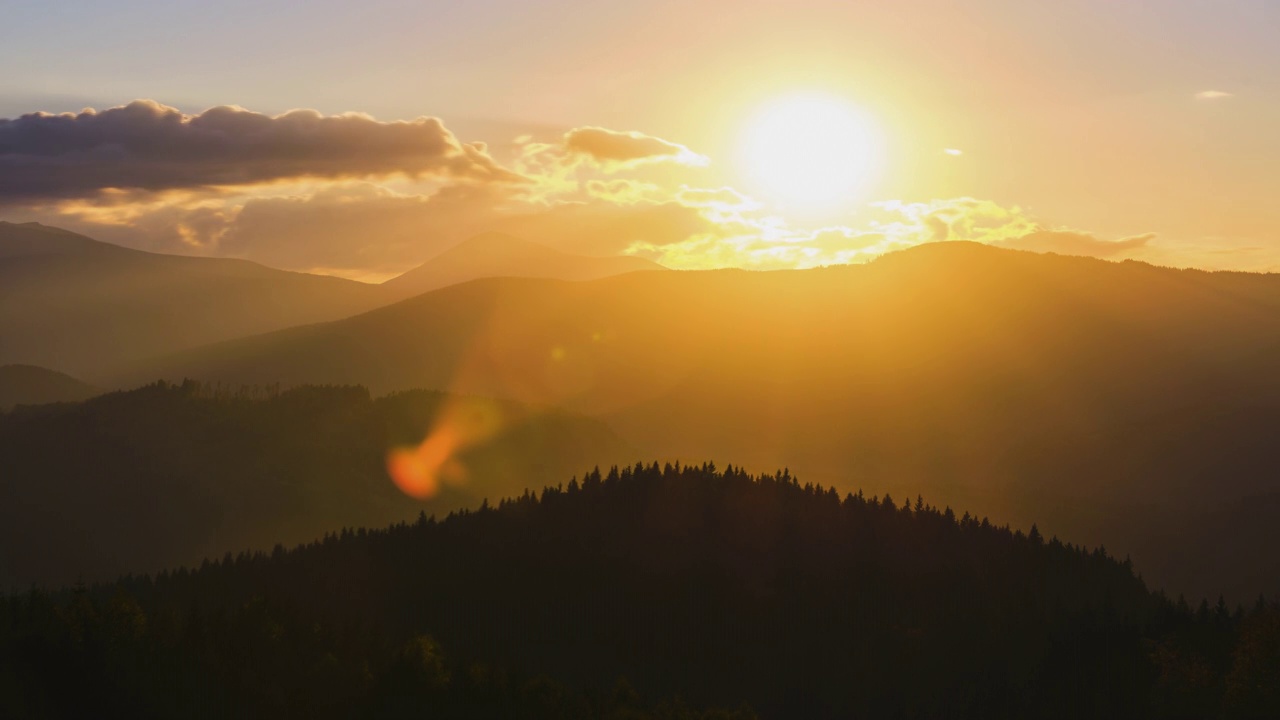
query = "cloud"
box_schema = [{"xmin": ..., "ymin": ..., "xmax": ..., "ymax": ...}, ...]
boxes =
[
  {"xmin": 998, "ymin": 230, "xmax": 1154, "ymax": 257},
  {"xmin": 26, "ymin": 162, "xmax": 1164, "ymax": 278},
  {"xmin": 162, "ymin": 188, "xmax": 1156, "ymax": 276},
  {"xmin": 1, "ymin": 100, "xmax": 1175, "ymax": 277},
  {"xmin": 583, "ymin": 179, "xmax": 666, "ymax": 204},
  {"xmin": 943, "ymin": 148, "xmax": 963, "ymax": 156},
  {"xmin": 806, "ymin": 227, "xmax": 890, "ymax": 252},
  {"xmin": 872, "ymin": 198, "xmax": 1039, "ymax": 245},
  {"xmin": 633, "ymin": 198, "xmax": 1161, "ymax": 272},
  {"xmin": 493, "ymin": 199, "xmax": 717, "ymax": 256},
  {"xmin": 225, "ymin": 184, "xmax": 715, "ymax": 269},
  {"xmin": 0, "ymin": 100, "xmax": 519, "ymax": 202},
  {"xmin": 675, "ymin": 186, "xmax": 760, "ymax": 211},
  {"xmin": 217, "ymin": 184, "xmax": 504, "ymax": 276},
  {"xmin": 560, "ymin": 126, "xmax": 709, "ymax": 168},
  {"xmin": 878, "ymin": 199, "xmax": 1153, "ymax": 259},
  {"xmin": 36, "ymin": 179, "xmax": 720, "ymax": 278},
  {"xmin": 1194, "ymin": 90, "xmax": 1233, "ymax": 100}
]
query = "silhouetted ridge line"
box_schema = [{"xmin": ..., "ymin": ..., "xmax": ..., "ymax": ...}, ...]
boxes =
[{"xmin": 7, "ymin": 462, "xmax": 1277, "ymax": 718}]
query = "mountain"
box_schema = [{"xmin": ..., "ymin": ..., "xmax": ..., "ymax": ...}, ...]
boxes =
[
  {"xmin": 0, "ymin": 223, "xmax": 664, "ymax": 379},
  {"xmin": 5, "ymin": 465, "xmax": 1277, "ymax": 718},
  {"xmin": 0, "ymin": 364, "xmax": 98, "ymax": 409},
  {"xmin": 0, "ymin": 222, "xmax": 388, "ymax": 378},
  {"xmin": 0, "ymin": 381, "xmax": 637, "ymax": 588},
  {"xmin": 0, "ymin": 221, "xmax": 118, "ymax": 259},
  {"xmin": 382, "ymin": 232, "xmax": 664, "ymax": 299},
  {"xmin": 121, "ymin": 242, "xmax": 1280, "ymax": 600}
]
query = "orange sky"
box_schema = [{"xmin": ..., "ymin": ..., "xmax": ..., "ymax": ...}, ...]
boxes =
[{"xmin": 2, "ymin": 1, "xmax": 1278, "ymax": 278}]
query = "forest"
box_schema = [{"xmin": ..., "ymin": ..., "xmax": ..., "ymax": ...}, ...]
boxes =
[{"xmin": 4, "ymin": 464, "xmax": 1277, "ymax": 718}]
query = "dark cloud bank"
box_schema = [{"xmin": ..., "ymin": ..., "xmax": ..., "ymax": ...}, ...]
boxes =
[{"xmin": 0, "ymin": 100, "xmax": 518, "ymax": 201}]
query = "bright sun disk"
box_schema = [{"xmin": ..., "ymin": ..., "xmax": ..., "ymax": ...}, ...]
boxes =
[{"xmin": 737, "ymin": 93, "xmax": 882, "ymax": 218}]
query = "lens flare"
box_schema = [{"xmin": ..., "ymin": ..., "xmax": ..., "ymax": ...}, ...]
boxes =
[{"xmin": 386, "ymin": 396, "xmax": 507, "ymax": 499}]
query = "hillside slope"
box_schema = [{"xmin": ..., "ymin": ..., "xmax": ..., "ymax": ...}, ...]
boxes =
[{"xmin": 122, "ymin": 243, "xmax": 1280, "ymax": 599}]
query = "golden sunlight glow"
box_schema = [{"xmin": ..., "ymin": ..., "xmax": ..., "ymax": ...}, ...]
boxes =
[{"xmin": 737, "ymin": 93, "xmax": 883, "ymax": 217}]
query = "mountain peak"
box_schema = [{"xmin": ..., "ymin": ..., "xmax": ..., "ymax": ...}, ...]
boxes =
[
  {"xmin": 433, "ymin": 232, "xmax": 565, "ymax": 262},
  {"xmin": 453, "ymin": 231, "xmax": 540, "ymax": 248}
]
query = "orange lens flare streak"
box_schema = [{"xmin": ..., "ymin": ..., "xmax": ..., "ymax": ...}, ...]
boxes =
[
  {"xmin": 385, "ymin": 298, "xmax": 615, "ymax": 499},
  {"xmin": 386, "ymin": 396, "xmax": 507, "ymax": 499}
]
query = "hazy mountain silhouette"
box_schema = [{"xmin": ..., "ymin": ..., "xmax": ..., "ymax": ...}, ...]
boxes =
[
  {"xmin": 121, "ymin": 242, "xmax": 1280, "ymax": 600},
  {"xmin": 0, "ymin": 223, "xmax": 670, "ymax": 379},
  {"xmin": 0, "ymin": 222, "xmax": 389, "ymax": 377},
  {"xmin": 383, "ymin": 232, "xmax": 664, "ymax": 299},
  {"xmin": 0, "ymin": 381, "xmax": 636, "ymax": 588},
  {"xmin": 6, "ymin": 464, "xmax": 1277, "ymax": 718},
  {"xmin": 0, "ymin": 364, "xmax": 98, "ymax": 409}
]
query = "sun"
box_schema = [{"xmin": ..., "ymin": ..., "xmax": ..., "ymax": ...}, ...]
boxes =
[{"xmin": 737, "ymin": 93, "xmax": 883, "ymax": 218}]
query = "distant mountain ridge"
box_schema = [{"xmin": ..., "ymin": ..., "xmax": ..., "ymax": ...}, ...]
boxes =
[
  {"xmin": 382, "ymin": 232, "xmax": 663, "ymax": 299},
  {"xmin": 0, "ymin": 222, "xmax": 667, "ymax": 378},
  {"xmin": 0, "ymin": 364, "xmax": 98, "ymax": 410},
  {"xmin": 0, "ymin": 221, "xmax": 389, "ymax": 377}
]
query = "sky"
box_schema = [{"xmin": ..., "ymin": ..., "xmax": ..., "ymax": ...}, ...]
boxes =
[{"xmin": 2, "ymin": 0, "xmax": 1278, "ymax": 279}]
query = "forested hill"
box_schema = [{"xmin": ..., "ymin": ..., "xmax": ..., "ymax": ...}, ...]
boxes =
[
  {"xmin": 5, "ymin": 464, "xmax": 1277, "ymax": 718},
  {"xmin": 0, "ymin": 381, "xmax": 636, "ymax": 588}
]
